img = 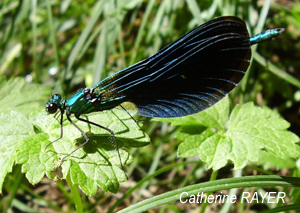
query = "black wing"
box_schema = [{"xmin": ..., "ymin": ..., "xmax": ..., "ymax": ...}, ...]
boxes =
[{"xmin": 93, "ymin": 16, "xmax": 251, "ymax": 118}]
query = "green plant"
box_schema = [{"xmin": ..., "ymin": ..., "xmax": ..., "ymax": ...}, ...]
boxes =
[{"xmin": 1, "ymin": 0, "xmax": 300, "ymax": 212}]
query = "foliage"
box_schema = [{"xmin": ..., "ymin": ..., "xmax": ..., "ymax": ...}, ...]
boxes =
[
  {"xmin": 160, "ymin": 98, "xmax": 300, "ymax": 170},
  {"xmin": 1, "ymin": 0, "xmax": 300, "ymax": 212},
  {"xmin": 0, "ymin": 78, "xmax": 149, "ymax": 195}
]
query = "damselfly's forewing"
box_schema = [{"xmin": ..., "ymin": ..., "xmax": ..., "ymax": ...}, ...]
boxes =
[{"xmin": 92, "ymin": 16, "xmax": 251, "ymax": 118}]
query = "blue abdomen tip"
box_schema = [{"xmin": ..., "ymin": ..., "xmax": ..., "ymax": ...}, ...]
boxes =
[{"xmin": 250, "ymin": 28, "xmax": 285, "ymax": 45}]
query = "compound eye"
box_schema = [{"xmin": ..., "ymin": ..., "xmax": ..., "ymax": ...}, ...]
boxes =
[
  {"xmin": 51, "ymin": 94, "xmax": 61, "ymax": 101},
  {"xmin": 46, "ymin": 103, "xmax": 59, "ymax": 114}
]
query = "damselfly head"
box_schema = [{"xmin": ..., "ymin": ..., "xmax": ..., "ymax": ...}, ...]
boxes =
[{"xmin": 45, "ymin": 94, "xmax": 62, "ymax": 114}]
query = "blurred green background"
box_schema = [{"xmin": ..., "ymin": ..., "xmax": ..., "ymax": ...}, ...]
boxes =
[{"xmin": 1, "ymin": 0, "xmax": 300, "ymax": 212}]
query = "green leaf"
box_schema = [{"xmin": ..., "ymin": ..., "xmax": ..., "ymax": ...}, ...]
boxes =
[
  {"xmin": 0, "ymin": 77, "xmax": 53, "ymax": 192},
  {"xmin": 31, "ymin": 109, "xmax": 150, "ymax": 195},
  {"xmin": 0, "ymin": 77, "xmax": 51, "ymax": 115},
  {"xmin": 0, "ymin": 77, "xmax": 150, "ymax": 195},
  {"xmin": 0, "ymin": 111, "xmax": 36, "ymax": 192},
  {"xmin": 227, "ymin": 103, "xmax": 300, "ymax": 164},
  {"xmin": 163, "ymin": 98, "xmax": 300, "ymax": 170},
  {"xmin": 15, "ymin": 133, "xmax": 57, "ymax": 184},
  {"xmin": 0, "ymin": 111, "xmax": 58, "ymax": 192},
  {"xmin": 255, "ymin": 151, "xmax": 296, "ymax": 170},
  {"xmin": 0, "ymin": 109, "xmax": 150, "ymax": 195}
]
